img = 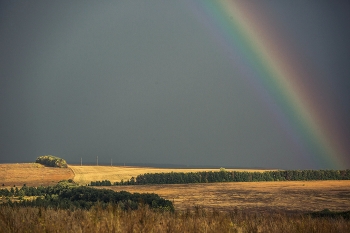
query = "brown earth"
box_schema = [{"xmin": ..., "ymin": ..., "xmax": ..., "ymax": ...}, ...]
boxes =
[
  {"xmin": 0, "ymin": 163, "xmax": 74, "ymax": 187},
  {"xmin": 104, "ymin": 180, "xmax": 350, "ymax": 213}
]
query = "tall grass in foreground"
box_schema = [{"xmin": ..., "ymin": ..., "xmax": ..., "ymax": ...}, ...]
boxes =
[{"xmin": 0, "ymin": 205, "xmax": 349, "ymax": 233}]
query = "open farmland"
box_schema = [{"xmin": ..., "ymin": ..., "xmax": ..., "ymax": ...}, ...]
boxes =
[
  {"xmin": 105, "ymin": 180, "xmax": 350, "ymax": 213},
  {"xmin": 0, "ymin": 163, "xmax": 74, "ymax": 187},
  {"xmin": 69, "ymin": 165, "xmax": 270, "ymax": 185},
  {"xmin": 1, "ymin": 164, "xmax": 350, "ymax": 214}
]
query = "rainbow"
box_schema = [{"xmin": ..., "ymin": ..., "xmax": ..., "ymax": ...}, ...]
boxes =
[{"xmin": 188, "ymin": 1, "xmax": 348, "ymax": 169}]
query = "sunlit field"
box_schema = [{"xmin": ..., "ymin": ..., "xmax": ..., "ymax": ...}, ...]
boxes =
[
  {"xmin": 2, "ymin": 164, "xmax": 350, "ymax": 213},
  {"xmin": 104, "ymin": 180, "xmax": 350, "ymax": 213},
  {"xmin": 1, "ymin": 163, "xmax": 350, "ymax": 232},
  {"xmin": 69, "ymin": 165, "xmax": 271, "ymax": 185},
  {"xmin": 1, "ymin": 204, "xmax": 350, "ymax": 233},
  {"xmin": 0, "ymin": 163, "xmax": 74, "ymax": 187},
  {"xmin": 69, "ymin": 165, "xmax": 350, "ymax": 213}
]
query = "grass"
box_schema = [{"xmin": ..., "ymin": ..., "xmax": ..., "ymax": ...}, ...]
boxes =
[
  {"xmin": 104, "ymin": 180, "xmax": 350, "ymax": 213},
  {"xmin": 0, "ymin": 204, "xmax": 349, "ymax": 233}
]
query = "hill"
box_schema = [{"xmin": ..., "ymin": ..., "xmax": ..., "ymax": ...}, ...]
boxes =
[
  {"xmin": 0, "ymin": 163, "xmax": 74, "ymax": 187},
  {"xmin": 0, "ymin": 163, "xmax": 270, "ymax": 187}
]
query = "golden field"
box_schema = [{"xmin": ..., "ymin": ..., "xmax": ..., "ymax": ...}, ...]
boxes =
[
  {"xmin": 1, "ymin": 164, "xmax": 350, "ymax": 232},
  {"xmin": 104, "ymin": 180, "xmax": 350, "ymax": 213},
  {"xmin": 2, "ymin": 204, "xmax": 350, "ymax": 233},
  {"xmin": 69, "ymin": 165, "xmax": 270, "ymax": 185},
  {"xmin": 0, "ymin": 163, "xmax": 74, "ymax": 187},
  {"xmin": 0, "ymin": 205, "xmax": 350, "ymax": 233},
  {"xmin": 1, "ymin": 164, "xmax": 349, "ymax": 213}
]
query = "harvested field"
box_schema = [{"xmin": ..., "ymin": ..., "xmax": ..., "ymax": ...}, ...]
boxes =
[
  {"xmin": 69, "ymin": 165, "xmax": 270, "ymax": 185},
  {"xmin": 0, "ymin": 163, "xmax": 74, "ymax": 187},
  {"xmin": 105, "ymin": 180, "xmax": 350, "ymax": 213}
]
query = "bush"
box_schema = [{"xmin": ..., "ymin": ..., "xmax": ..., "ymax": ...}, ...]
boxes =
[{"xmin": 35, "ymin": 155, "xmax": 68, "ymax": 168}]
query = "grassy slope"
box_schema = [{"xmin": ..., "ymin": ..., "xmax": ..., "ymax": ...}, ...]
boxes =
[
  {"xmin": 0, "ymin": 163, "xmax": 74, "ymax": 187},
  {"xmin": 0, "ymin": 163, "xmax": 270, "ymax": 187}
]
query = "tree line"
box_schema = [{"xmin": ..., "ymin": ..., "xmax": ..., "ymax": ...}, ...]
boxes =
[
  {"xmin": 35, "ymin": 155, "xmax": 68, "ymax": 168},
  {"xmin": 90, "ymin": 180, "xmax": 112, "ymax": 186},
  {"xmin": 89, "ymin": 169, "xmax": 350, "ymax": 186},
  {"xmin": 0, "ymin": 182, "xmax": 174, "ymax": 211}
]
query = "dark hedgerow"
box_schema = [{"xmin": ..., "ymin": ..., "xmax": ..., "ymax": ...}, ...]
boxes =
[{"xmin": 107, "ymin": 169, "xmax": 350, "ymax": 186}]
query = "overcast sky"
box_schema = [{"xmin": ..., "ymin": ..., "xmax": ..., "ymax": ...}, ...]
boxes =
[{"xmin": 1, "ymin": 1, "xmax": 349, "ymax": 169}]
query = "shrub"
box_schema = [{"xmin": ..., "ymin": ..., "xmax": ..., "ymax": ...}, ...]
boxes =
[{"xmin": 35, "ymin": 155, "xmax": 68, "ymax": 168}]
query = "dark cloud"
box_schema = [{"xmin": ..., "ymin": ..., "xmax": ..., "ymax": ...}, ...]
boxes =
[{"xmin": 1, "ymin": 1, "xmax": 349, "ymax": 169}]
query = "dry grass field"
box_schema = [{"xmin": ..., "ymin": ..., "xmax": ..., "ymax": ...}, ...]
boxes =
[
  {"xmin": 2, "ymin": 205, "xmax": 349, "ymax": 233},
  {"xmin": 104, "ymin": 181, "xmax": 350, "ymax": 213},
  {"xmin": 0, "ymin": 163, "xmax": 74, "ymax": 187},
  {"xmin": 69, "ymin": 165, "xmax": 269, "ymax": 185},
  {"xmin": 1, "ymin": 164, "xmax": 350, "ymax": 214}
]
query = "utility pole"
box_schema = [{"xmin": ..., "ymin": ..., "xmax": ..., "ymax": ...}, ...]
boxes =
[
  {"xmin": 111, "ymin": 158, "xmax": 112, "ymax": 166},
  {"xmin": 80, "ymin": 157, "xmax": 82, "ymax": 166},
  {"xmin": 96, "ymin": 156, "xmax": 98, "ymax": 166}
]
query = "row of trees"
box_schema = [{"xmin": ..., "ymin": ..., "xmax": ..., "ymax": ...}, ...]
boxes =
[
  {"xmin": 0, "ymin": 183, "xmax": 174, "ymax": 211},
  {"xmin": 97, "ymin": 169, "xmax": 350, "ymax": 186},
  {"xmin": 90, "ymin": 179, "xmax": 135, "ymax": 186},
  {"xmin": 35, "ymin": 155, "xmax": 68, "ymax": 168},
  {"xmin": 0, "ymin": 184, "xmax": 59, "ymax": 197},
  {"xmin": 90, "ymin": 180, "xmax": 112, "ymax": 186}
]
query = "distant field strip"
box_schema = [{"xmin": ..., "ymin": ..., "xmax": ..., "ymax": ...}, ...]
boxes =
[{"xmin": 69, "ymin": 165, "xmax": 269, "ymax": 185}]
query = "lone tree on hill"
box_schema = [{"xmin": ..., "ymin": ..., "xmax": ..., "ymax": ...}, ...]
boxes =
[{"xmin": 35, "ymin": 155, "xmax": 68, "ymax": 168}]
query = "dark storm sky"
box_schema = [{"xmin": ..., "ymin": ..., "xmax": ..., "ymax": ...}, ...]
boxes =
[{"xmin": 1, "ymin": 1, "xmax": 349, "ymax": 169}]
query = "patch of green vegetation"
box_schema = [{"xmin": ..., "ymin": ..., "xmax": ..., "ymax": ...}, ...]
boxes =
[
  {"xmin": 57, "ymin": 179, "xmax": 77, "ymax": 187},
  {"xmin": 0, "ymin": 184, "xmax": 174, "ymax": 212},
  {"xmin": 308, "ymin": 209, "xmax": 350, "ymax": 219}
]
